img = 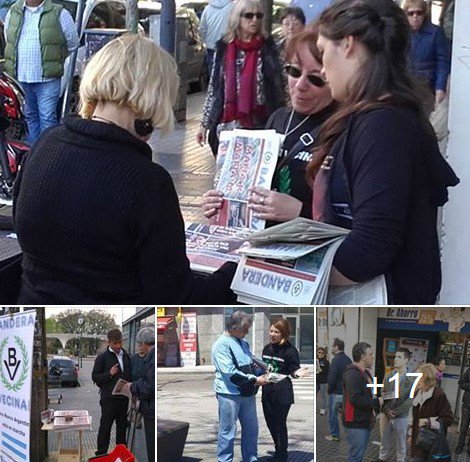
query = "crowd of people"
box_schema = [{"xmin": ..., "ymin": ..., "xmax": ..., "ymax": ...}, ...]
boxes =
[
  {"xmin": 5, "ymin": 0, "xmax": 459, "ymax": 304},
  {"xmin": 316, "ymin": 338, "xmax": 462, "ymax": 462}
]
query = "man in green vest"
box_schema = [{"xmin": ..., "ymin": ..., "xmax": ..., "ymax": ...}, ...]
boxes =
[{"xmin": 3, "ymin": 0, "xmax": 78, "ymax": 143}]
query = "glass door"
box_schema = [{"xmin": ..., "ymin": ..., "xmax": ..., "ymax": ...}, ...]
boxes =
[
  {"xmin": 285, "ymin": 316, "xmax": 299, "ymax": 350},
  {"xmin": 299, "ymin": 315, "xmax": 314, "ymax": 363}
]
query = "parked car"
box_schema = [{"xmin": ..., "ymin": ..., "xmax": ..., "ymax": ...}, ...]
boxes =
[
  {"xmin": 48, "ymin": 356, "xmax": 79, "ymax": 387},
  {"xmin": 52, "ymin": 0, "xmax": 206, "ymax": 111}
]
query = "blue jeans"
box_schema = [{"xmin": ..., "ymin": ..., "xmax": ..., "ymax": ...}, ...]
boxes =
[
  {"xmin": 328, "ymin": 393, "xmax": 342, "ymax": 437},
  {"xmin": 317, "ymin": 382, "xmax": 328, "ymax": 410},
  {"xmin": 21, "ymin": 79, "xmax": 61, "ymax": 144},
  {"xmin": 345, "ymin": 427, "xmax": 371, "ymax": 462},
  {"xmin": 217, "ymin": 393, "xmax": 258, "ymax": 462}
]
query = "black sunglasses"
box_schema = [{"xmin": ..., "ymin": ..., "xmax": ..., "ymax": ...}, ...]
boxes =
[
  {"xmin": 284, "ymin": 64, "xmax": 326, "ymax": 87},
  {"xmin": 241, "ymin": 12, "xmax": 264, "ymax": 19},
  {"xmin": 407, "ymin": 9, "xmax": 424, "ymax": 16}
]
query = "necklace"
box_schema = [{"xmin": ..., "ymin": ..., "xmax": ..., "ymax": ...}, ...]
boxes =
[{"xmin": 284, "ymin": 109, "xmax": 312, "ymax": 137}]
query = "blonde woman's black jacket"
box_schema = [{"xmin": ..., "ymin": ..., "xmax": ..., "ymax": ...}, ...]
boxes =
[
  {"xmin": 92, "ymin": 348, "xmax": 132, "ymax": 400},
  {"xmin": 262, "ymin": 341, "xmax": 301, "ymax": 405},
  {"xmin": 206, "ymin": 36, "xmax": 284, "ymax": 131}
]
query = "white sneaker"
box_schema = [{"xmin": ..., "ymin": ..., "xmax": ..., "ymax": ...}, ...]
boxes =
[{"xmin": 320, "ymin": 409, "xmax": 326, "ymax": 415}]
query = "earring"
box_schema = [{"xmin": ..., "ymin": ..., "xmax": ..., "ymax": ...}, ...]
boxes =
[{"xmin": 134, "ymin": 119, "xmax": 153, "ymax": 136}]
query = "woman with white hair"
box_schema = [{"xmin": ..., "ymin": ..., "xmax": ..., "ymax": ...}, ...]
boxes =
[
  {"xmin": 13, "ymin": 34, "xmax": 237, "ymax": 305},
  {"xmin": 196, "ymin": 0, "xmax": 284, "ymax": 155}
]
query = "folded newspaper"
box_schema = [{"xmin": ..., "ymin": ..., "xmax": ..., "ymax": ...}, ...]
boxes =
[
  {"xmin": 112, "ymin": 378, "xmax": 132, "ymax": 399},
  {"xmin": 263, "ymin": 372, "xmax": 288, "ymax": 383},
  {"xmin": 231, "ymin": 218, "xmax": 387, "ymax": 305},
  {"xmin": 53, "ymin": 410, "xmax": 92, "ymax": 430},
  {"xmin": 186, "ymin": 222, "xmax": 252, "ymax": 273},
  {"xmin": 211, "ymin": 129, "xmax": 283, "ymax": 230}
]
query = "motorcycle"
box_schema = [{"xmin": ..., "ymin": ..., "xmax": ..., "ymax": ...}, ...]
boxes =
[{"xmin": 0, "ymin": 73, "xmax": 30, "ymax": 229}]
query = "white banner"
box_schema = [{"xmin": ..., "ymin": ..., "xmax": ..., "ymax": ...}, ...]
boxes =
[
  {"xmin": 180, "ymin": 313, "xmax": 197, "ymax": 367},
  {"xmin": 0, "ymin": 310, "xmax": 36, "ymax": 462}
]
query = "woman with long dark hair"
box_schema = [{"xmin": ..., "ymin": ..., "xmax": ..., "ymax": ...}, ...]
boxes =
[
  {"xmin": 310, "ymin": 0, "xmax": 458, "ymax": 304},
  {"xmin": 262, "ymin": 318, "xmax": 310, "ymax": 461}
]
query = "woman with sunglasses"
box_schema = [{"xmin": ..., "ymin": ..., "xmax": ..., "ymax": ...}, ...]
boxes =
[
  {"xmin": 202, "ymin": 29, "xmax": 335, "ymax": 224},
  {"xmin": 312, "ymin": 0, "xmax": 458, "ymax": 304},
  {"xmin": 196, "ymin": 0, "xmax": 284, "ymax": 156},
  {"xmin": 316, "ymin": 347, "xmax": 329, "ymax": 415},
  {"xmin": 403, "ymin": 0, "xmax": 450, "ymax": 111}
]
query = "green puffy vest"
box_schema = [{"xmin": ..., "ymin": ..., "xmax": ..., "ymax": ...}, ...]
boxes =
[{"xmin": 4, "ymin": 0, "xmax": 68, "ymax": 79}]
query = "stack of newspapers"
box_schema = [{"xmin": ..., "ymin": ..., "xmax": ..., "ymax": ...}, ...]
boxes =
[
  {"xmin": 230, "ymin": 217, "xmax": 388, "ymax": 305},
  {"xmin": 185, "ymin": 129, "xmax": 387, "ymax": 304}
]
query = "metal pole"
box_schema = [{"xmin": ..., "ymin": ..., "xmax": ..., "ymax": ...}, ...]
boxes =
[
  {"xmin": 60, "ymin": 0, "xmax": 86, "ymax": 119},
  {"xmin": 454, "ymin": 339, "xmax": 468, "ymax": 422},
  {"xmin": 126, "ymin": 0, "xmax": 139, "ymax": 34},
  {"xmin": 160, "ymin": 0, "xmax": 176, "ymax": 55}
]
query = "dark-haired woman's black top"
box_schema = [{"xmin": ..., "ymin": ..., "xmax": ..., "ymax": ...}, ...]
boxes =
[
  {"xmin": 262, "ymin": 341, "xmax": 301, "ymax": 405},
  {"xmin": 13, "ymin": 116, "xmax": 236, "ymax": 304},
  {"xmin": 312, "ymin": 106, "xmax": 459, "ymax": 305}
]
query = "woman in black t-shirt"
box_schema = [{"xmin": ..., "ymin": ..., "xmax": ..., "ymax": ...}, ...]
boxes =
[
  {"xmin": 316, "ymin": 347, "xmax": 329, "ymax": 415},
  {"xmin": 201, "ymin": 28, "xmax": 335, "ymax": 225},
  {"xmin": 261, "ymin": 318, "xmax": 311, "ymax": 462}
]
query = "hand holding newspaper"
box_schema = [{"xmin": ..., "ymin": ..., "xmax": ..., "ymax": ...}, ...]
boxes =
[
  {"xmin": 112, "ymin": 378, "xmax": 132, "ymax": 399},
  {"xmin": 263, "ymin": 372, "xmax": 288, "ymax": 384}
]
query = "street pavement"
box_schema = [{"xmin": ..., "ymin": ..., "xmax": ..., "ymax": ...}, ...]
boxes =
[
  {"xmin": 315, "ymin": 405, "xmax": 465, "ymax": 462},
  {"xmin": 44, "ymin": 358, "xmax": 148, "ymax": 462},
  {"xmin": 157, "ymin": 371, "xmax": 314, "ymax": 462},
  {"xmin": 149, "ymin": 91, "xmax": 214, "ymax": 224}
]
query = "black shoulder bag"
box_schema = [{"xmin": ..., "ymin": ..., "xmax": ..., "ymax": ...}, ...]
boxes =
[{"xmin": 228, "ymin": 347, "xmax": 259, "ymax": 397}]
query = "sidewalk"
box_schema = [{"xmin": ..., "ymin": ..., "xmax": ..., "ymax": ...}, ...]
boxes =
[
  {"xmin": 149, "ymin": 91, "xmax": 214, "ymax": 223},
  {"xmin": 315, "ymin": 407, "xmax": 464, "ymax": 462},
  {"xmin": 157, "ymin": 372, "xmax": 314, "ymax": 462}
]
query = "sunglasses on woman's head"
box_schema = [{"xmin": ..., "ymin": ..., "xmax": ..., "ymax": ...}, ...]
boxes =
[
  {"xmin": 284, "ymin": 64, "xmax": 326, "ymax": 87},
  {"xmin": 241, "ymin": 12, "xmax": 264, "ymax": 19},
  {"xmin": 407, "ymin": 9, "xmax": 424, "ymax": 16}
]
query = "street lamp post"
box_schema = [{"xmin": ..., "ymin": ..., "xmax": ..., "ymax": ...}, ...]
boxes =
[{"xmin": 78, "ymin": 316, "xmax": 84, "ymax": 369}]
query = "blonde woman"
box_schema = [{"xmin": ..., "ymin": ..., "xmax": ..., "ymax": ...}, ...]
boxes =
[
  {"xmin": 410, "ymin": 363, "xmax": 453, "ymax": 462},
  {"xmin": 14, "ymin": 34, "xmax": 237, "ymax": 304},
  {"xmin": 196, "ymin": 0, "xmax": 284, "ymax": 155}
]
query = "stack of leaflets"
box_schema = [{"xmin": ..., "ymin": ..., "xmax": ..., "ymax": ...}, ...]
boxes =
[
  {"xmin": 211, "ymin": 129, "xmax": 283, "ymax": 230},
  {"xmin": 185, "ymin": 223, "xmax": 252, "ymax": 273},
  {"xmin": 231, "ymin": 217, "xmax": 387, "ymax": 305},
  {"xmin": 53, "ymin": 410, "xmax": 92, "ymax": 430}
]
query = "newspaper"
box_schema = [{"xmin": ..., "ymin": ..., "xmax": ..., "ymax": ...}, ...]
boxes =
[
  {"xmin": 212, "ymin": 129, "xmax": 282, "ymax": 230},
  {"xmin": 231, "ymin": 218, "xmax": 387, "ymax": 305},
  {"xmin": 263, "ymin": 372, "xmax": 288, "ymax": 383},
  {"xmin": 112, "ymin": 378, "xmax": 132, "ymax": 399},
  {"xmin": 53, "ymin": 411, "xmax": 92, "ymax": 430},
  {"xmin": 186, "ymin": 222, "xmax": 252, "ymax": 273}
]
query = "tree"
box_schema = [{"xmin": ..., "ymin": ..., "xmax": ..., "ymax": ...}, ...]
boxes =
[
  {"xmin": 51, "ymin": 309, "xmax": 117, "ymax": 334},
  {"xmin": 45, "ymin": 317, "xmax": 63, "ymax": 333}
]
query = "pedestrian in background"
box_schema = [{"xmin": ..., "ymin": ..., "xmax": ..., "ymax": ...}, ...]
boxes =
[
  {"xmin": 261, "ymin": 318, "xmax": 311, "ymax": 461},
  {"xmin": 377, "ymin": 348, "xmax": 414, "ymax": 462},
  {"xmin": 455, "ymin": 365, "xmax": 470, "ymax": 455},
  {"xmin": 3, "ymin": 0, "xmax": 78, "ymax": 143},
  {"xmin": 124, "ymin": 327, "xmax": 155, "ymax": 462},
  {"xmin": 212, "ymin": 310, "xmax": 269, "ymax": 462},
  {"xmin": 92, "ymin": 329, "xmax": 131, "ymax": 456},
  {"xmin": 325, "ymin": 338, "xmax": 351, "ymax": 442},
  {"xmin": 434, "ymin": 356, "xmax": 446, "ymax": 387},
  {"xmin": 14, "ymin": 34, "xmax": 238, "ymax": 305},
  {"xmin": 316, "ymin": 347, "xmax": 329, "ymax": 415},
  {"xmin": 199, "ymin": 0, "xmax": 234, "ymax": 76},
  {"xmin": 196, "ymin": 0, "xmax": 284, "ymax": 155},
  {"xmin": 410, "ymin": 363, "xmax": 453, "ymax": 462},
  {"xmin": 403, "ymin": 0, "xmax": 450, "ymax": 109},
  {"xmin": 342, "ymin": 342, "xmax": 381, "ymax": 462},
  {"xmin": 130, "ymin": 326, "xmax": 155, "ymax": 430},
  {"xmin": 312, "ymin": 0, "xmax": 458, "ymax": 304},
  {"xmin": 277, "ymin": 7, "xmax": 305, "ymax": 59}
]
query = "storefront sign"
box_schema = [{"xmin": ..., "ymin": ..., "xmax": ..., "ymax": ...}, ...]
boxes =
[
  {"xmin": 0, "ymin": 310, "xmax": 36, "ymax": 462},
  {"xmin": 157, "ymin": 308, "xmax": 166, "ymax": 317},
  {"xmin": 180, "ymin": 313, "xmax": 197, "ymax": 367}
]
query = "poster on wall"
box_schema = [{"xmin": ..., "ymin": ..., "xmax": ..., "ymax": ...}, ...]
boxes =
[
  {"xmin": 180, "ymin": 313, "xmax": 197, "ymax": 367},
  {"xmin": 316, "ymin": 308, "xmax": 328, "ymax": 348},
  {"xmin": 0, "ymin": 310, "xmax": 36, "ymax": 462},
  {"xmin": 399, "ymin": 337, "xmax": 429, "ymax": 372}
]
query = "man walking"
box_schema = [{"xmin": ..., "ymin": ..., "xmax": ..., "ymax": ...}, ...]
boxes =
[
  {"xmin": 3, "ymin": 0, "xmax": 78, "ymax": 144},
  {"xmin": 92, "ymin": 329, "xmax": 131, "ymax": 456},
  {"xmin": 456, "ymin": 365, "xmax": 470, "ymax": 455},
  {"xmin": 376, "ymin": 348, "xmax": 414, "ymax": 462},
  {"xmin": 325, "ymin": 338, "xmax": 352, "ymax": 441},
  {"xmin": 342, "ymin": 342, "xmax": 381, "ymax": 462}
]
